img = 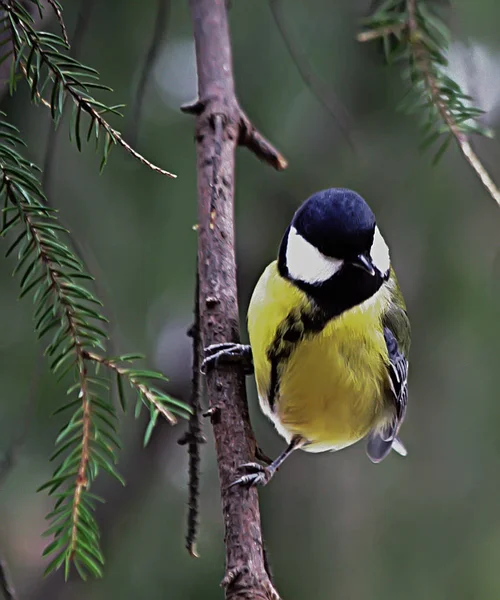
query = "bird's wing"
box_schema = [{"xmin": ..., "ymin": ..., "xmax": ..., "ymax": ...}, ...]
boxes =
[
  {"xmin": 382, "ymin": 325, "xmax": 409, "ymax": 432},
  {"xmin": 367, "ymin": 270, "xmax": 410, "ymax": 463}
]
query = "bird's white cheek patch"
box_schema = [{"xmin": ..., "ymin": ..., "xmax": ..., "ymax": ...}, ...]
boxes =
[
  {"xmin": 371, "ymin": 226, "xmax": 390, "ymax": 277},
  {"xmin": 286, "ymin": 226, "xmax": 343, "ymax": 284}
]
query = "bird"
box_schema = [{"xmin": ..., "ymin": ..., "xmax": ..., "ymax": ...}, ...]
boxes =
[{"xmin": 203, "ymin": 188, "xmax": 410, "ymax": 487}]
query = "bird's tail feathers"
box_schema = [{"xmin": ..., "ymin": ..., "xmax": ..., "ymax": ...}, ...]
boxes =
[
  {"xmin": 392, "ymin": 436, "xmax": 407, "ymax": 457},
  {"xmin": 366, "ymin": 426, "xmax": 407, "ymax": 463}
]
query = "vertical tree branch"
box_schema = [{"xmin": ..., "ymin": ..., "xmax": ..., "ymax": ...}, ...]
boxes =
[
  {"xmin": 179, "ymin": 269, "xmax": 205, "ymax": 558},
  {"xmin": 186, "ymin": 0, "xmax": 286, "ymax": 598}
]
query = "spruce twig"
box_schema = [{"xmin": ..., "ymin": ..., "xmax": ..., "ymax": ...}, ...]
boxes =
[
  {"xmin": 45, "ymin": 0, "xmax": 69, "ymax": 47},
  {"xmin": 2, "ymin": 0, "xmax": 176, "ymax": 177},
  {"xmin": 0, "ymin": 0, "xmax": 185, "ymax": 583},
  {"xmin": 359, "ymin": 0, "xmax": 500, "ymax": 206},
  {"xmin": 0, "ymin": 118, "xmax": 188, "ymax": 579}
]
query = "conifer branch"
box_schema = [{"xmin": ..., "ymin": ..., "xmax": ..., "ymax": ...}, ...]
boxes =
[
  {"xmin": 83, "ymin": 351, "xmax": 184, "ymax": 429},
  {"xmin": 0, "ymin": 117, "xmax": 188, "ymax": 579},
  {"xmin": 0, "ymin": 0, "xmax": 186, "ymax": 584},
  {"xmin": 69, "ymin": 359, "xmax": 91, "ymax": 561},
  {"xmin": 359, "ymin": 0, "xmax": 500, "ymax": 207},
  {"xmin": 2, "ymin": 0, "xmax": 176, "ymax": 177},
  {"xmin": 15, "ymin": 191, "xmax": 100, "ymax": 574},
  {"xmin": 357, "ymin": 23, "xmax": 405, "ymax": 42},
  {"xmin": 405, "ymin": 0, "xmax": 500, "ymax": 205},
  {"xmin": 45, "ymin": 0, "xmax": 69, "ymax": 47}
]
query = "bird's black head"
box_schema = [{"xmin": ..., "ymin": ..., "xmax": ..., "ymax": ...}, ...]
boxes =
[
  {"xmin": 278, "ymin": 188, "xmax": 391, "ymax": 316},
  {"xmin": 294, "ymin": 188, "xmax": 376, "ymax": 260}
]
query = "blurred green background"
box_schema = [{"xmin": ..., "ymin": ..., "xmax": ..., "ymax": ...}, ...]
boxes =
[{"xmin": 1, "ymin": 0, "xmax": 500, "ymax": 598}]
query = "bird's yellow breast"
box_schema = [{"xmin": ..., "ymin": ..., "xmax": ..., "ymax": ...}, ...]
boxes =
[{"xmin": 247, "ymin": 261, "xmax": 391, "ymax": 452}]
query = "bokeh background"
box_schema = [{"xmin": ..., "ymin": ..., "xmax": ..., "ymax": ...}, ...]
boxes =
[{"xmin": 1, "ymin": 0, "xmax": 500, "ymax": 598}]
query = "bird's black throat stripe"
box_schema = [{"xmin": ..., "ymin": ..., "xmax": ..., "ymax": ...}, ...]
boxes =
[
  {"xmin": 267, "ymin": 232, "xmax": 385, "ymax": 411},
  {"xmin": 278, "ymin": 226, "xmax": 384, "ymax": 317},
  {"xmin": 266, "ymin": 306, "xmax": 330, "ymax": 410}
]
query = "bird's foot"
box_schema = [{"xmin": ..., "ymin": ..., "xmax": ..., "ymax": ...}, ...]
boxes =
[
  {"xmin": 229, "ymin": 437, "xmax": 303, "ymax": 488},
  {"xmin": 229, "ymin": 462, "xmax": 275, "ymax": 488},
  {"xmin": 201, "ymin": 343, "xmax": 253, "ymax": 374}
]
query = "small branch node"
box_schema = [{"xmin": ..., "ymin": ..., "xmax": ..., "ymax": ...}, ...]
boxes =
[
  {"xmin": 203, "ymin": 406, "xmax": 219, "ymax": 419},
  {"xmin": 205, "ymin": 296, "xmax": 219, "ymax": 307},
  {"xmin": 357, "ymin": 23, "xmax": 406, "ymax": 42},
  {"xmin": 181, "ymin": 99, "xmax": 206, "ymax": 115},
  {"xmin": 187, "ymin": 542, "xmax": 200, "ymax": 558},
  {"xmin": 238, "ymin": 109, "xmax": 288, "ymax": 171}
]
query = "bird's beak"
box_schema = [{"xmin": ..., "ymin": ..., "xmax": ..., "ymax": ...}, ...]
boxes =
[{"xmin": 351, "ymin": 254, "xmax": 376, "ymax": 276}]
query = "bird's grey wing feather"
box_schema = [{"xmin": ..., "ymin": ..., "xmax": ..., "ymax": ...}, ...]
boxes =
[
  {"xmin": 383, "ymin": 326, "xmax": 409, "ymax": 430},
  {"xmin": 367, "ymin": 275, "xmax": 410, "ymax": 463}
]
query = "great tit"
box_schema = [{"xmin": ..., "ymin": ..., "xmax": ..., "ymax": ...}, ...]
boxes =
[{"xmin": 204, "ymin": 188, "xmax": 410, "ymax": 487}]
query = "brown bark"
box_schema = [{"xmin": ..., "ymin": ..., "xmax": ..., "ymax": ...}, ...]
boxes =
[{"xmin": 185, "ymin": 0, "xmax": 286, "ymax": 598}]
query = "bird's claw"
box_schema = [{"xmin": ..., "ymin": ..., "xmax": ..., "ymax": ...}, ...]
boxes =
[
  {"xmin": 238, "ymin": 462, "xmax": 266, "ymax": 471},
  {"xmin": 229, "ymin": 462, "xmax": 274, "ymax": 488},
  {"xmin": 230, "ymin": 472, "xmax": 269, "ymax": 487},
  {"xmin": 201, "ymin": 343, "xmax": 253, "ymax": 374}
]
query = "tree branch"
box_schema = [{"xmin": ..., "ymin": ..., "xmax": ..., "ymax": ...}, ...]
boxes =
[
  {"xmin": 0, "ymin": 0, "xmax": 51, "ymax": 94},
  {"xmin": 405, "ymin": 0, "xmax": 500, "ymax": 206},
  {"xmin": 186, "ymin": 0, "xmax": 285, "ymax": 598},
  {"xmin": 359, "ymin": 0, "xmax": 500, "ymax": 207},
  {"xmin": 178, "ymin": 270, "xmax": 205, "ymax": 558}
]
